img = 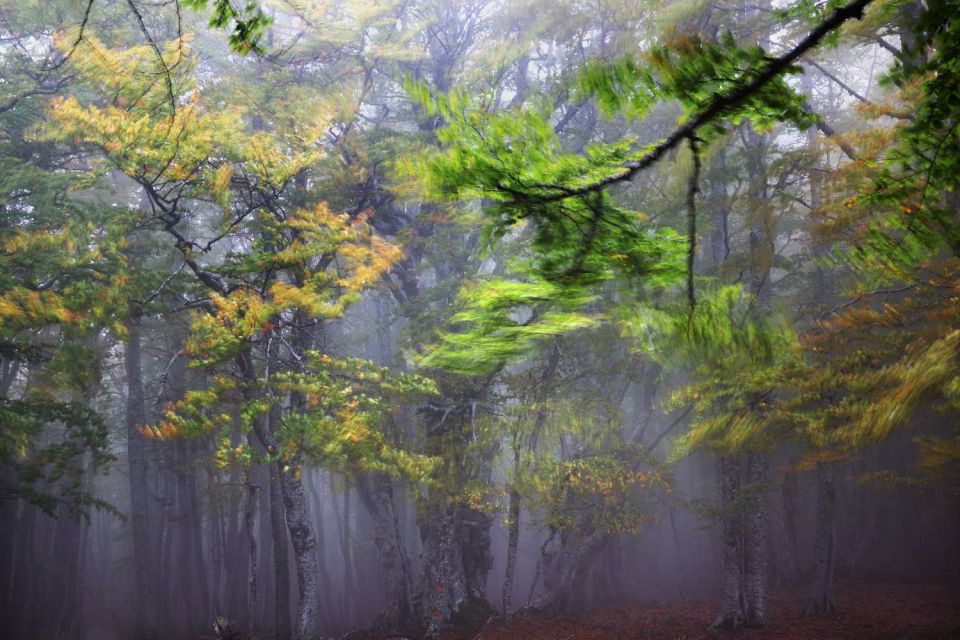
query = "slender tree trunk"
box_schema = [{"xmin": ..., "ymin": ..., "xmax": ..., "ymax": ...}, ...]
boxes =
[
  {"xmin": 168, "ymin": 349, "xmax": 211, "ymax": 632},
  {"xmin": 805, "ymin": 462, "xmax": 838, "ymax": 615},
  {"xmin": 176, "ymin": 474, "xmax": 202, "ymax": 633},
  {"xmin": 257, "ymin": 462, "xmax": 275, "ymax": 631},
  {"xmin": 668, "ymin": 506, "xmax": 687, "ymax": 599},
  {"xmin": 125, "ymin": 318, "xmax": 160, "ymax": 640},
  {"xmin": 306, "ymin": 471, "xmax": 334, "ymax": 627},
  {"xmin": 712, "ymin": 455, "xmax": 744, "ymax": 630},
  {"xmin": 160, "ymin": 467, "xmax": 177, "ymax": 637},
  {"xmin": 339, "ymin": 484, "xmax": 356, "ymax": 626},
  {"xmin": 48, "ymin": 497, "xmax": 84, "ymax": 639},
  {"xmin": 268, "ymin": 427, "xmax": 292, "ymax": 640},
  {"xmin": 225, "ymin": 467, "xmax": 248, "ymax": 624},
  {"xmin": 744, "ymin": 454, "xmax": 769, "ymax": 626},
  {"xmin": 502, "ymin": 485, "xmax": 521, "ymax": 618},
  {"xmin": 778, "ymin": 469, "xmax": 800, "ymax": 586},
  {"xmin": 709, "ymin": 150, "xmax": 729, "ymax": 269},
  {"xmin": 238, "ymin": 346, "xmax": 317, "ymax": 640},
  {"xmin": 277, "ymin": 461, "xmax": 321, "ymax": 640},
  {"xmin": 504, "ymin": 344, "xmax": 561, "ymax": 618},
  {"xmin": 187, "ymin": 462, "xmax": 211, "ymax": 626},
  {"xmin": 459, "ymin": 504, "xmax": 494, "ymax": 604},
  {"xmin": 0, "ymin": 471, "xmax": 18, "ymax": 614},
  {"xmin": 210, "ymin": 471, "xmax": 226, "ymax": 615},
  {"xmin": 245, "ymin": 468, "xmax": 259, "ymax": 629}
]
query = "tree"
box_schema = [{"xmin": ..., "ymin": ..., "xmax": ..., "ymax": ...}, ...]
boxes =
[{"xmin": 43, "ymin": 28, "xmax": 435, "ymax": 640}]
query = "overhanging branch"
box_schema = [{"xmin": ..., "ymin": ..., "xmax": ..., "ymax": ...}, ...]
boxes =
[{"xmin": 526, "ymin": 0, "xmax": 874, "ymax": 203}]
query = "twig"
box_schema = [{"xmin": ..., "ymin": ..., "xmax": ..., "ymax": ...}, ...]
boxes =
[{"xmin": 523, "ymin": 0, "xmax": 875, "ymax": 203}]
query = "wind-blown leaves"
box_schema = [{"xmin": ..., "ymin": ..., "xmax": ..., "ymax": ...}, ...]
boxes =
[
  {"xmin": 622, "ymin": 286, "xmax": 799, "ymax": 458},
  {"xmin": 418, "ymin": 277, "xmax": 599, "ymax": 375}
]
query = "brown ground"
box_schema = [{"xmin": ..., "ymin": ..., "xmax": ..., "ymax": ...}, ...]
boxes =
[{"xmin": 442, "ymin": 581, "xmax": 960, "ymax": 640}]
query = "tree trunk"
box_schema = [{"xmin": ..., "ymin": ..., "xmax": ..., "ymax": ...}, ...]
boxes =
[
  {"xmin": 238, "ymin": 349, "xmax": 319, "ymax": 640},
  {"xmin": 306, "ymin": 471, "xmax": 334, "ymax": 627},
  {"xmin": 125, "ymin": 318, "xmax": 160, "ymax": 640},
  {"xmin": 357, "ymin": 473, "xmax": 415, "ymax": 632},
  {"xmin": 339, "ymin": 484, "xmax": 356, "ymax": 626},
  {"xmin": 460, "ymin": 504, "xmax": 493, "ymax": 605},
  {"xmin": 257, "ymin": 462, "xmax": 275, "ymax": 631},
  {"xmin": 712, "ymin": 454, "xmax": 744, "ymax": 630},
  {"xmin": 778, "ymin": 469, "xmax": 800, "ymax": 586},
  {"xmin": 540, "ymin": 528, "xmax": 607, "ymax": 614},
  {"xmin": 744, "ymin": 454, "xmax": 769, "ymax": 627},
  {"xmin": 668, "ymin": 506, "xmax": 687, "ymax": 599},
  {"xmin": 708, "ymin": 150, "xmax": 729, "ymax": 269},
  {"xmin": 278, "ymin": 462, "xmax": 320, "ymax": 640},
  {"xmin": 225, "ymin": 466, "xmax": 248, "ymax": 625},
  {"xmin": 502, "ymin": 486, "xmax": 521, "ymax": 618},
  {"xmin": 269, "ymin": 461, "xmax": 292, "ymax": 639},
  {"xmin": 244, "ymin": 468, "xmax": 259, "ymax": 629},
  {"xmin": 419, "ymin": 505, "xmax": 468, "ymax": 639},
  {"xmin": 805, "ymin": 462, "xmax": 838, "ymax": 615}
]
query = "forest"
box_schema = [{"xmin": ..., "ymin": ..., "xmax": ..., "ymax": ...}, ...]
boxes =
[{"xmin": 0, "ymin": 0, "xmax": 958, "ymax": 639}]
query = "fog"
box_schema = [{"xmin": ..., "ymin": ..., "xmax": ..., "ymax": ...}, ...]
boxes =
[{"xmin": 1, "ymin": 1, "xmax": 958, "ymax": 639}]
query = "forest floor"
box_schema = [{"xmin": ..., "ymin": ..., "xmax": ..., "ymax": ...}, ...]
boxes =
[{"xmin": 440, "ymin": 580, "xmax": 960, "ymax": 640}]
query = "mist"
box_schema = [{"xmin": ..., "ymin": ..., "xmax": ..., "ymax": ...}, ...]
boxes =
[{"xmin": 1, "ymin": 1, "xmax": 958, "ymax": 639}]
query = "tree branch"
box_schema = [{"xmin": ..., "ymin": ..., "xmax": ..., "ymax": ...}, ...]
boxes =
[{"xmin": 525, "ymin": 0, "xmax": 875, "ymax": 203}]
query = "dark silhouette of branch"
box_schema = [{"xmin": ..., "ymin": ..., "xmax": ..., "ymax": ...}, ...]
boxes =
[
  {"xmin": 45, "ymin": 0, "xmax": 96, "ymax": 70},
  {"xmin": 523, "ymin": 0, "xmax": 875, "ymax": 204},
  {"xmin": 686, "ymin": 136, "xmax": 702, "ymax": 311},
  {"xmin": 0, "ymin": 76, "xmax": 74, "ymax": 114}
]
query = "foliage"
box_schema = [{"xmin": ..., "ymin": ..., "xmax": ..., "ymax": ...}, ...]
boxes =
[
  {"xmin": 183, "ymin": 0, "xmax": 272, "ymax": 54},
  {"xmin": 0, "ymin": 396, "xmax": 116, "ymax": 519},
  {"xmin": 621, "ymin": 286, "xmax": 798, "ymax": 457},
  {"xmin": 793, "ymin": 0, "xmax": 960, "ymax": 495},
  {"xmin": 523, "ymin": 444, "xmax": 669, "ymax": 535},
  {"xmin": 149, "ymin": 352, "xmax": 438, "ymax": 480},
  {"xmin": 418, "ymin": 277, "xmax": 599, "ymax": 375}
]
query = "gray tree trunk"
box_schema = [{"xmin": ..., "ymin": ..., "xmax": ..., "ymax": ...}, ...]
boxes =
[
  {"xmin": 269, "ymin": 456, "xmax": 292, "ymax": 639},
  {"xmin": 501, "ymin": 486, "xmax": 521, "ymax": 618},
  {"xmin": 805, "ymin": 462, "xmax": 838, "ymax": 615},
  {"xmin": 278, "ymin": 463, "xmax": 320, "ymax": 640},
  {"xmin": 711, "ymin": 454, "xmax": 744, "ymax": 630},
  {"xmin": 305, "ymin": 471, "xmax": 334, "ymax": 627},
  {"xmin": 357, "ymin": 473, "xmax": 415, "ymax": 632},
  {"xmin": 238, "ymin": 350, "xmax": 318, "ymax": 640},
  {"xmin": 339, "ymin": 484, "xmax": 356, "ymax": 625},
  {"xmin": 540, "ymin": 528, "xmax": 607, "ymax": 614},
  {"xmin": 419, "ymin": 505, "xmax": 468, "ymax": 639},
  {"xmin": 244, "ymin": 468, "xmax": 259, "ymax": 629},
  {"xmin": 744, "ymin": 454, "xmax": 769, "ymax": 626},
  {"xmin": 125, "ymin": 318, "xmax": 160, "ymax": 640},
  {"xmin": 460, "ymin": 504, "xmax": 494, "ymax": 604}
]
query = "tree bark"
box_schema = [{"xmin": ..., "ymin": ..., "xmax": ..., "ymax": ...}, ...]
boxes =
[
  {"xmin": 712, "ymin": 454, "xmax": 744, "ymax": 630},
  {"xmin": 744, "ymin": 454, "xmax": 769, "ymax": 627},
  {"xmin": 305, "ymin": 471, "xmax": 334, "ymax": 627},
  {"xmin": 125, "ymin": 318, "xmax": 160, "ymax": 640},
  {"xmin": 805, "ymin": 462, "xmax": 838, "ymax": 615},
  {"xmin": 244, "ymin": 468, "xmax": 259, "ymax": 629},
  {"xmin": 339, "ymin": 484, "xmax": 356, "ymax": 626},
  {"xmin": 269, "ymin": 456, "xmax": 292, "ymax": 640},
  {"xmin": 357, "ymin": 473, "xmax": 415, "ymax": 632},
  {"xmin": 419, "ymin": 505, "xmax": 469, "ymax": 639},
  {"xmin": 502, "ymin": 486, "xmax": 521, "ymax": 618},
  {"xmin": 237, "ymin": 349, "xmax": 319, "ymax": 640},
  {"xmin": 278, "ymin": 461, "xmax": 320, "ymax": 640}
]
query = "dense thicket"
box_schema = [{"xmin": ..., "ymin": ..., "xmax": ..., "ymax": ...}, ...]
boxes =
[{"xmin": 1, "ymin": 1, "xmax": 958, "ymax": 639}]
